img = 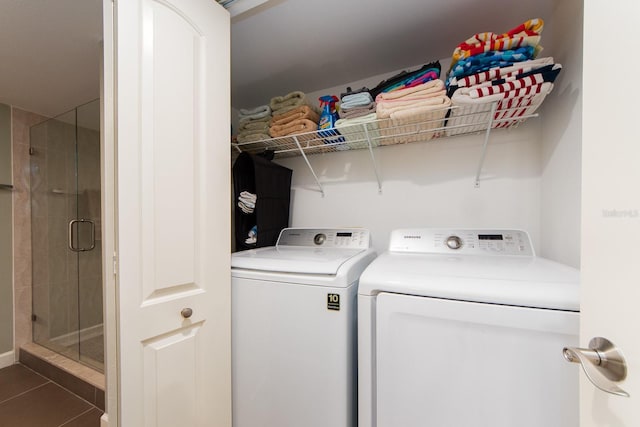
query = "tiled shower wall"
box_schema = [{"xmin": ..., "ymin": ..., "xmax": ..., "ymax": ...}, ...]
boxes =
[{"xmin": 12, "ymin": 107, "xmax": 48, "ymax": 359}]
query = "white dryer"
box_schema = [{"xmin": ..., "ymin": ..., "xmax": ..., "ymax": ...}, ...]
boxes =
[
  {"xmin": 231, "ymin": 228, "xmax": 376, "ymax": 427},
  {"xmin": 358, "ymin": 228, "xmax": 580, "ymax": 427}
]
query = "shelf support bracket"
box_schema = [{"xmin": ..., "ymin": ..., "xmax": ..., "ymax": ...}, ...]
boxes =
[
  {"xmin": 292, "ymin": 135, "xmax": 325, "ymax": 197},
  {"xmin": 363, "ymin": 124, "xmax": 383, "ymax": 194},
  {"xmin": 474, "ymin": 102, "xmax": 498, "ymax": 188}
]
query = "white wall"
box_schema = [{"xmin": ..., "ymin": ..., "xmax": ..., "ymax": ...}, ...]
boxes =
[
  {"xmin": 275, "ymin": 62, "xmax": 544, "ymax": 255},
  {"xmin": 538, "ymin": 0, "xmax": 583, "ymax": 268}
]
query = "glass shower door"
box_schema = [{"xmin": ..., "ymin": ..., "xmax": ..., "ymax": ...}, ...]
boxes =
[{"xmin": 30, "ymin": 99, "xmax": 103, "ymax": 372}]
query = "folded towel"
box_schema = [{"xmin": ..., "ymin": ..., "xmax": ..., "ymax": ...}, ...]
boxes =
[
  {"xmin": 469, "ymin": 64, "xmax": 561, "ymax": 98},
  {"xmin": 270, "ymin": 91, "xmax": 307, "ymax": 114},
  {"xmin": 377, "ymin": 96, "xmax": 449, "ymax": 119},
  {"xmin": 447, "ymin": 57, "xmax": 555, "ymax": 91},
  {"xmin": 452, "ymin": 81, "xmax": 553, "ymax": 105},
  {"xmin": 381, "ymin": 70, "xmax": 440, "ymax": 93},
  {"xmin": 447, "ymin": 46, "xmax": 538, "ymax": 83},
  {"xmin": 239, "ymin": 104, "xmax": 271, "ymax": 118},
  {"xmin": 335, "ymin": 113, "xmax": 380, "ymax": 146},
  {"xmin": 239, "ymin": 191, "xmax": 257, "ymax": 203},
  {"xmin": 269, "ymin": 119, "xmax": 318, "ymax": 138},
  {"xmin": 340, "ymin": 92, "xmax": 374, "ymax": 109},
  {"xmin": 238, "ymin": 120, "xmax": 270, "ymax": 133},
  {"xmin": 237, "ymin": 132, "xmax": 271, "ymax": 143},
  {"xmin": 376, "ymin": 79, "xmax": 445, "ymax": 102},
  {"xmin": 449, "ymin": 18, "xmax": 544, "ymax": 69},
  {"xmin": 238, "ymin": 108, "xmax": 271, "ymax": 125},
  {"xmin": 339, "ymin": 102, "xmax": 377, "ymax": 119},
  {"xmin": 378, "ymin": 98, "xmax": 451, "ymax": 145},
  {"xmin": 446, "ymin": 82, "xmax": 553, "ymax": 136},
  {"xmin": 270, "ymin": 105, "xmax": 320, "ymax": 127},
  {"xmin": 370, "ymin": 61, "xmax": 441, "ymax": 99}
]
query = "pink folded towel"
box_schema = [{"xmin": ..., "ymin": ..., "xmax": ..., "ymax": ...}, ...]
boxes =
[{"xmin": 376, "ymin": 79, "xmax": 445, "ymax": 101}]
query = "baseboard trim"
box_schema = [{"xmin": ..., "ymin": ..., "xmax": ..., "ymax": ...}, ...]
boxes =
[{"xmin": 0, "ymin": 350, "xmax": 15, "ymax": 369}]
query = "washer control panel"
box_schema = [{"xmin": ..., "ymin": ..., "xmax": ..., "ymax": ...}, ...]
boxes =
[
  {"xmin": 389, "ymin": 229, "xmax": 534, "ymax": 256},
  {"xmin": 277, "ymin": 228, "xmax": 371, "ymax": 249}
]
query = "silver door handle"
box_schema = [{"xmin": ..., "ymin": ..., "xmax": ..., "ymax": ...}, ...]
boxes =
[
  {"xmin": 563, "ymin": 337, "xmax": 630, "ymax": 397},
  {"xmin": 68, "ymin": 219, "xmax": 96, "ymax": 252}
]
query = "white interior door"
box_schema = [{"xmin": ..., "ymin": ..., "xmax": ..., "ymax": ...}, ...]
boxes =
[
  {"xmin": 580, "ymin": 0, "xmax": 640, "ymax": 424},
  {"xmin": 104, "ymin": 0, "xmax": 231, "ymax": 425}
]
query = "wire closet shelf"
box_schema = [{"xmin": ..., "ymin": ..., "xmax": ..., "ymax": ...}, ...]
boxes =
[{"xmin": 231, "ymin": 102, "xmax": 540, "ymax": 195}]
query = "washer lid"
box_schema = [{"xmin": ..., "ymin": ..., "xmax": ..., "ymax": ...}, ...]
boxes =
[
  {"xmin": 358, "ymin": 252, "xmax": 580, "ymax": 311},
  {"xmin": 231, "ymin": 246, "xmax": 368, "ymax": 275}
]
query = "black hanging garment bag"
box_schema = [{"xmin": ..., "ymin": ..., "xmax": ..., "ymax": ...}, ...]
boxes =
[{"xmin": 232, "ymin": 152, "xmax": 293, "ymax": 251}]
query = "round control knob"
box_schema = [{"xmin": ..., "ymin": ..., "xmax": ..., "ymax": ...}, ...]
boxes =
[
  {"xmin": 314, "ymin": 233, "xmax": 326, "ymax": 245},
  {"xmin": 445, "ymin": 235, "xmax": 463, "ymax": 250}
]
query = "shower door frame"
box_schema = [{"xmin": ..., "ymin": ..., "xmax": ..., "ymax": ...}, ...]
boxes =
[{"xmin": 29, "ymin": 99, "xmax": 104, "ymax": 372}]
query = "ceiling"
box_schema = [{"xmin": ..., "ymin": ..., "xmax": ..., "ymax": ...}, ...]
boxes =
[
  {"xmin": 0, "ymin": 0, "xmax": 555, "ymax": 116},
  {"xmin": 0, "ymin": 0, "xmax": 102, "ymax": 118}
]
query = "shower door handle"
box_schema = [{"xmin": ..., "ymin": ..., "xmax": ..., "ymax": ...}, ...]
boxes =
[{"xmin": 68, "ymin": 219, "xmax": 96, "ymax": 252}]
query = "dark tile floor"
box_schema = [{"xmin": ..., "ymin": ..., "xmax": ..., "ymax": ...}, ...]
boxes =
[{"xmin": 0, "ymin": 364, "xmax": 102, "ymax": 427}]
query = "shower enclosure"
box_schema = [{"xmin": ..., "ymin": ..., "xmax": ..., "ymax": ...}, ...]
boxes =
[{"xmin": 30, "ymin": 99, "xmax": 103, "ymax": 372}]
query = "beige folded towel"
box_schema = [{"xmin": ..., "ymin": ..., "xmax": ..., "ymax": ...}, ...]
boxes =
[
  {"xmin": 377, "ymin": 96, "xmax": 451, "ymax": 145},
  {"xmin": 271, "ymin": 105, "xmax": 320, "ymax": 127},
  {"xmin": 237, "ymin": 132, "xmax": 271, "ymax": 143},
  {"xmin": 376, "ymin": 96, "xmax": 449, "ymax": 119},
  {"xmin": 269, "ymin": 119, "xmax": 318, "ymax": 138},
  {"xmin": 335, "ymin": 113, "xmax": 380, "ymax": 146},
  {"xmin": 238, "ymin": 120, "xmax": 270, "ymax": 133},
  {"xmin": 270, "ymin": 91, "xmax": 307, "ymax": 113}
]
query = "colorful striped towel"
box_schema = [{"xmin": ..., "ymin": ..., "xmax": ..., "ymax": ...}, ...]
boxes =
[
  {"xmin": 447, "ymin": 57, "xmax": 555, "ymax": 90},
  {"xmin": 448, "ymin": 46, "xmax": 538, "ymax": 83},
  {"xmin": 449, "ymin": 18, "xmax": 544, "ymax": 69}
]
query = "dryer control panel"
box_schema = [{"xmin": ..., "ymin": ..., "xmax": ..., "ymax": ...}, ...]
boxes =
[
  {"xmin": 389, "ymin": 229, "xmax": 534, "ymax": 256},
  {"xmin": 277, "ymin": 228, "xmax": 371, "ymax": 249}
]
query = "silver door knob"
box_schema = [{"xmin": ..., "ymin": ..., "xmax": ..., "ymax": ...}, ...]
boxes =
[
  {"xmin": 181, "ymin": 308, "xmax": 193, "ymax": 319},
  {"xmin": 563, "ymin": 337, "xmax": 629, "ymax": 397}
]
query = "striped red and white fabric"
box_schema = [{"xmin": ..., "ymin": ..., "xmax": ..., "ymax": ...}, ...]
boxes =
[
  {"xmin": 446, "ymin": 82, "xmax": 553, "ymax": 136},
  {"xmin": 469, "ymin": 73, "xmax": 545, "ymax": 98},
  {"xmin": 450, "ymin": 57, "xmax": 554, "ymax": 88}
]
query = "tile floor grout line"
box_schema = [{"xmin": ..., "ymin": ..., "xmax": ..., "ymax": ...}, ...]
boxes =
[
  {"xmin": 56, "ymin": 407, "xmax": 97, "ymax": 427},
  {"xmin": 0, "ymin": 381, "xmax": 51, "ymax": 406},
  {"xmin": 14, "ymin": 364, "xmax": 102, "ymax": 411}
]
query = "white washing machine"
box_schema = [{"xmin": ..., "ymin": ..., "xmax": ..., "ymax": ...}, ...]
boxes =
[
  {"xmin": 358, "ymin": 228, "xmax": 580, "ymax": 427},
  {"xmin": 231, "ymin": 228, "xmax": 376, "ymax": 427}
]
